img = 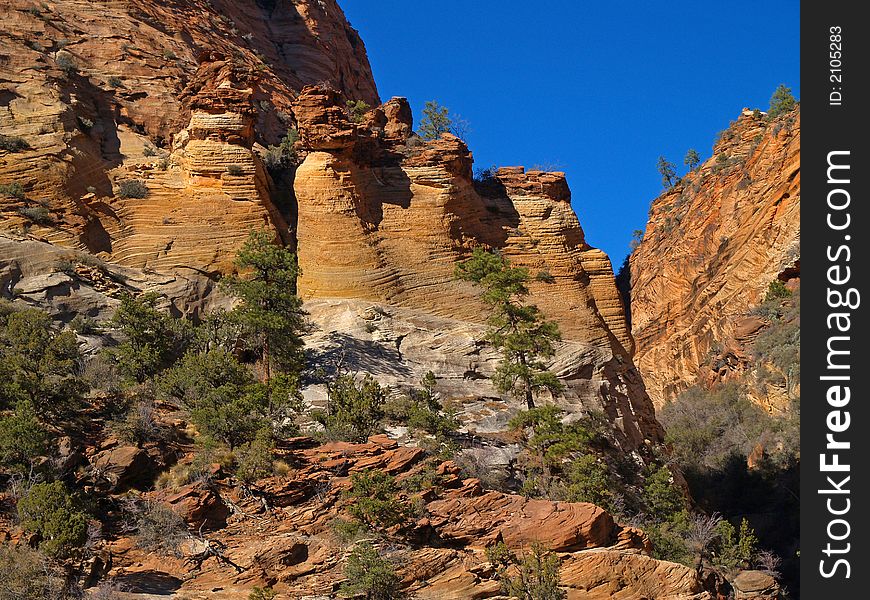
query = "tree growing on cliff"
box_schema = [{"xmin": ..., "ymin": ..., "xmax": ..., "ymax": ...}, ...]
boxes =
[
  {"xmin": 417, "ymin": 100, "xmax": 469, "ymax": 141},
  {"xmin": 223, "ymin": 230, "xmax": 307, "ymax": 382},
  {"xmin": 684, "ymin": 148, "xmax": 701, "ymax": 171},
  {"xmin": 346, "ymin": 99, "xmax": 371, "ymax": 123},
  {"xmin": 768, "ymin": 84, "xmax": 797, "ymax": 118},
  {"xmin": 657, "ymin": 156, "xmax": 677, "ymax": 188},
  {"xmin": 418, "ymin": 101, "xmax": 451, "ymax": 140},
  {"xmin": 455, "ymin": 248, "xmax": 564, "ymax": 409}
]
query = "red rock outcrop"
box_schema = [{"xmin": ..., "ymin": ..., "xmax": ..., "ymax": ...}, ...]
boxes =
[
  {"xmin": 1, "ymin": 0, "xmax": 378, "ymax": 269},
  {"xmin": 292, "ymin": 85, "xmax": 633, "ymax": 353},
  {"xmin": 627, "ymin": 107, "xmax": 800, "ymax": 406},
  {"xmin": 61, "ymin": 435, "xmax": 707, "ymax": 599}
]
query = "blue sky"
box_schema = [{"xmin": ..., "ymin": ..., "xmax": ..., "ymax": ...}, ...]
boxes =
[{"xmin": 340, "ymin": 1, "xmax": 800, "ymax": 264}]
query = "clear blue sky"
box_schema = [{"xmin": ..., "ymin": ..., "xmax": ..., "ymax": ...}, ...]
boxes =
[{"xmin": 341, "ymin": 1, "xmax": 800, "ymax": 264}]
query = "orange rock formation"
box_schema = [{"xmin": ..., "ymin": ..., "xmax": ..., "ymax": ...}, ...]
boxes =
[{"xmin": 627, "ymin": 107, "xmax": 800, "ymax": 406}]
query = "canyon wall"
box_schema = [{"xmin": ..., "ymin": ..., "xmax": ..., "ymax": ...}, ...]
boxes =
[{"xmin": 627, "ymin": 107, "xmax": 800, "ymax": 406}]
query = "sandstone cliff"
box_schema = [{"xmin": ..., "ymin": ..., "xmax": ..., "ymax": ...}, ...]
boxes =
[
  {"xmin": 0, "ymin": 1, "xmax": 710, "ymax": 597},
  {"xmin": 1, "ymin": 0, "xmax": 377, "ymax": 271},
  {"xmin": 627, "ymin": 107, "xmax": 800, "ymax": 406}
]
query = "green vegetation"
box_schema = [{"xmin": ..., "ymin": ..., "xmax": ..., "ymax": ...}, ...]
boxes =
[
  {"xmin": 0, "ymin": 134, "xmax": 30, "ymax": 152},
  {"xmin": 383, "ymin": 371, "xmax": 459, "ymax": 445},
  {"xmin": 508, "ymin": 405, "xmax": 612, "ymax": 506},
  {"xmin": 0, "ymin": 400, "xmax": 49, "ymax": 474},
  {"xmin": 18, "ymin": 205, "xmax": 53, "ymax": 225},
  {"xmin": 455, "ymin": 248, "xmax": 563, "ymax": 409},
  {"xmin": 262, "ymin": 128, "xmax": 299, "ymax": 173},
  {"xmin": 418, "ymin": 100, "xmax": 452, "ymax": 140},
  {"xmin": 313, "ymin": 374, "xmax": 387, "ymax": 442},
  {"xmin": 0, "ymin": 182, "xmax": 25, "ymax": 199},
  {"xmin": 344, "ymin": 469, "xmax": 407, "ymax": 531},
  {"xmin": 17, "ymin": 481, "xmax": 88, "ymax": 558},
  {"xmin": 764, "ymin": 279, "xmax": 791, "ymax": 301},
  {"xmin": 487, "ymin": 541, "xmax": 565, "ymax": 600},
  {"xmin": 629, "ymin": 229, "xmax": 644, "ymax": 252},
  {"xmin": 56, "ymin": 53, "xmax": 77, "ymax": 76},
  {"xmin": 657, "ymin": 155, "xmax": 677, "ymax": 188},
  {"xmin": 768, "ymin": 84, "xmax": 797, "ymax": 118},
  {"xmin": 160, "ymin": 349, "xmax": 270, "ymax": 450},
  {"xmin": 347, "ymin": 99, "xmax": 371, "ymax": 123},
  {"xmin": 684, "ymin": 148, "xmax": 700, "ymax": 170},
  {"xmin": 117, "ymin": 179, "xmax": 149, "ymax": 198},
  {"xmin": 0, "ymin": 307, "xmax": 85, "ymax": 417},
  {"xmin": 111, "ymin": 292, "xmax": 192, "ymax": 383},
  {"xmin": 249, "ymin": 587, "xmax": 278, "ymax": 600},
  {"xmin": 417, "ymin": 100, "xmax": 469, "ymax": 141},
  {"xmin": 339, "ymin": 542, "xmax": 401, "ymax": 599},
  {"xmin": 222, "ymin": 229, "xmax": 307, "ymax": 381}
]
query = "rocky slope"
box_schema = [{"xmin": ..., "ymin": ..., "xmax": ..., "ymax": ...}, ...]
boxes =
[
  {"xmin": 0, "ymin": 0, "xmax": 732, "ymax": 598},
  {"xmin": 0, "ymin": 429, "xmax": 713, "ymax": 599},
  {"xmin": 626, "ymin": 107, "xmax": 800, "ymax": 407}
]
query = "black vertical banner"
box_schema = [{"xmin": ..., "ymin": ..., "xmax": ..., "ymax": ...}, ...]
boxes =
[{"xmin": 802, "ymin": 2, "xmax": 870, "ymax": 597}]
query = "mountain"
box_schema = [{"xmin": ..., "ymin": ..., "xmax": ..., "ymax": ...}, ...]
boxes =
[
  {"xmin": 0, "ymin": 1, "xmax": 790, "ymax": 599},
  {"xmin": 626, "ymin": 107, "xmax": 800, "ymax": 407}
]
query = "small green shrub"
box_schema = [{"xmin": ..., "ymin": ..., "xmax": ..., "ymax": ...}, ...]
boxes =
[
  {"xmin": 339, "ymin": 542, "xmax": 401, "ymax": 600},
  {"xmin": 313, "ymin": 374, "xmax": 387, "ymax": 442},
  {"xmin": 17, "ymin": 481, "xmax": 88, "ymax": 558},
  {"xmin": 18, "ymin": 206, "xmax": 53, "ymax": 225},
  {"xmin": 248, "ymin": 587, "xmax": 277, "ymax": 600},
  {"xmin": 0, "ymin": 400, "xmax": 48, "ymax": 474},
  {"xmin": 346, "ymin": 99, "xmax": 371, "ymax": 123},
  {"xmin": 764, "ymin": 279, "xmax": 791, "ymax": 302},
  {"xmin": 487, "ymin": 541, "xmax": 565, "ymax": 600},
  {"xmin": 108, "ymin": 76, "xmax": 123, "ymax": 88},
  {"xmin": 234, "ymin": 430, "xmax": 276, "ymax": 484},
  {"xmin": 56, "ymin": 53, "xmax": 77, "ymax": 76},
  {"xmin": 344, "ymin": 469, "xmax": 407, "ymax": 530},
  {"xmin": 0, "ymin": 182, "xmax": 25, "ymax": 199},
  {"xmin": 226, "ymin": 164, "xmax": 244, "ymax": 176},
  {"xmin": 69, "ymin": 315, "xmax": 100, "ymax": 335},
  {"xmin": 162, "ymin": 49, "xmax": 177, "ymax": 60},
  {"xmin": 331, "ymin": 517, "xmax": 366, "ymax": 544},
  {"xmin": 642, "ymin": 465, "xmax": 685, "ymax": 518},
  {"xmin": 262, "ymin": 128, "xmax": 299, "ymax": 173},
  {"xmin": 117, "ymin": 179, "xmax": 148, "ymax": 198},
  {"xmin": 0, "ymin": 134, "xmax": 30, "ymax": 152}
]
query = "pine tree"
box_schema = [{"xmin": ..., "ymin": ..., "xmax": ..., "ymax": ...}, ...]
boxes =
[
  {"xmin": 684, "ymin": 148, "xmax": 700, "ymax": 170},
  {"xmin": 418, "ymin": 100, "xmax": 452, "ymax": 140},
  {"xmin": 657, "ymin": 156, "xmax": 677, "ymax": 188},
  {"xmin": 455, "ymin": 248, "xmax": 564, "ymax": 409},
  {"xmin": 768, "ymin": 84, "xmax": 796, "ymax": 118},
  {"xmin": 223, "ymin": 230, "xmax": 307, "ymax": 382}
]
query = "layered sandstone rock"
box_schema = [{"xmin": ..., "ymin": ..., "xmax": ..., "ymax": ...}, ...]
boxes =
[
  {"xmin": 292, "ymin": 86, "xmax": 632, "ymax": 353},
  {"xmin": 1, "ymin": 0, "xmax": 377, "ymax": 269},
  {"xmin": 627, "ymin": 107, "xmax": 800, "ymax": 406}
]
